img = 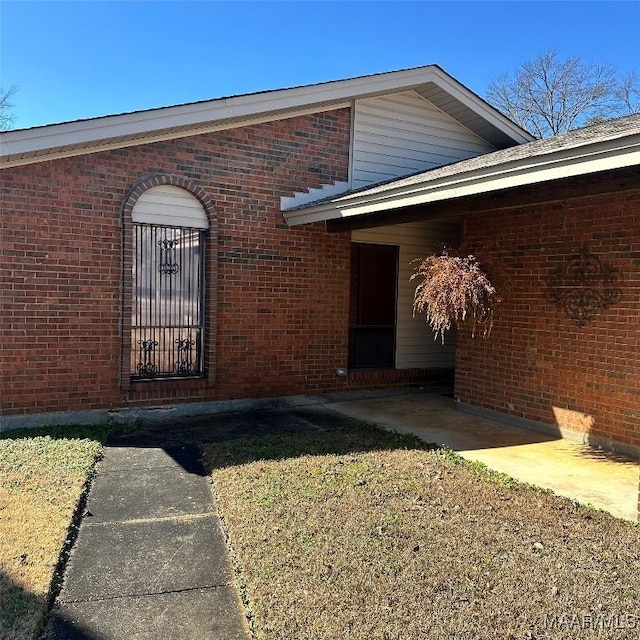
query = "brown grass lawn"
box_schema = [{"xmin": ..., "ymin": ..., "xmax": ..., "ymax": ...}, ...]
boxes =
[
  {"xmin": 0, "ymin": 427, "xmax": 105, "ymax": 640},
  {"xmin": 204, "ymin": 424, "xmax": 640, "ymax": 640}
]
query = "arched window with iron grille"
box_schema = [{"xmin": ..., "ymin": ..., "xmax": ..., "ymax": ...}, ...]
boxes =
[{"xmin": 130, "ymin": 185, "xmax": 209, "ymax": 380}]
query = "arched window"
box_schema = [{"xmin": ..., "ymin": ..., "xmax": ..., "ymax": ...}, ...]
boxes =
[{"xmin": 129, "ymin": 185, "xmax": 209, "ymax": 380}]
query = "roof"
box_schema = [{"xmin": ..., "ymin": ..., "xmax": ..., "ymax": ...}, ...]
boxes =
[
  {"xmin": 283, "ymin": 114, "xmax": 640, "ymax": 226},
  {"xmin": 0, "ymin": 65, "xmax": 532, "ymax": 168}
]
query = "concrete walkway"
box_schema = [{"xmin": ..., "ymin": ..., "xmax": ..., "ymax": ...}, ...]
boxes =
[
  {"xmin": 325, "ymin": 391, "xmax": 639, "ymax": 522},
  {"xmin": 45, "ymin": 442, "xmax": 251, "ymax": 640}
]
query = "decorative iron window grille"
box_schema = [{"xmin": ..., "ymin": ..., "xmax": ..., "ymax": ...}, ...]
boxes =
[{"xmin": 131, "ymin": 224, "xmax": 205, "ymax": 379}]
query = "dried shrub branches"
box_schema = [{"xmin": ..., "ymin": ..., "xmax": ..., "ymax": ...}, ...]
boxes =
[{"xmin": 412, "ymin": 251, "xmax": 500, "ymax": 342}]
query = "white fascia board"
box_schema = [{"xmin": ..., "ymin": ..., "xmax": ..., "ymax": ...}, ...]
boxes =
[
  {"xmin": 284, "ymin": 135, "xmax": 640, "ymax": 226},
  {"xmin": 0, "ymin": 101, "xmax": 348, "ymax": 161},
  {"xmin": 0, "ymin": 104, "xmax": 350, "ymax": 168},
  {"xmin": 1, "ymin": 67, "xmax": 439, "ymax": 161},
  {"xmin": 1, "ymin": 65, "xmax": 529, "ymax": 167}
]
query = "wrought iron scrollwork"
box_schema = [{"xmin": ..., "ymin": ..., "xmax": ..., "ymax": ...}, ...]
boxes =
[
  {"xmin": 136, "ymin": 339, "xmax": 159, "ymax": 377},
  {"xmin": 175, "ymin": 337, "xmax": 196, "ymax": 375},
  {"xmin": 158, "ymin": 238, "xmax": 180, "ymax": 274},
  {"xmin": 548, "ymin": 246, "xmax": 622, "ymax": 327}
]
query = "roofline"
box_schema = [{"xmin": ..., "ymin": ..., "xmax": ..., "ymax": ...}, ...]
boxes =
[
  {"xmin": 419, "ymin": 66, "xmax": 533, "ymax": 143},
  {"xmin": 0, "ymin": 65, "xmax": 532, "ymax": 168},
  {"xmin": 283, "ymin": 132, "xmax": 640, "ymax": 226}
]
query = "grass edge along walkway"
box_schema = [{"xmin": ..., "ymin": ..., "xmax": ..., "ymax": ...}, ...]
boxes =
[
  {"xmin": 204, "ymin": 423, "xmax": 640, "ymax": 640},
  {"xmin": 0, "ymin": 424, "xmax": 107, "ymax": 640}
]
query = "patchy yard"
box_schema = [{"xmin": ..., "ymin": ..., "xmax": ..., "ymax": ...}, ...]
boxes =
[
  {"xmin": 2, "ymin": 417, "xmax": 638, "ymax": 640},
  {"xmin": 0, "ymin": 426, "xmax": 105, "ymax": 640},
  {"xmin": 204, "ymin": 425, "xmax": 640, "ymax": 640}
]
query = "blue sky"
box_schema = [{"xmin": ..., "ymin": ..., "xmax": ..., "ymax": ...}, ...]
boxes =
[{"xmin": 2, "ymin": 1, "xmax": 639, "ymax": 129}]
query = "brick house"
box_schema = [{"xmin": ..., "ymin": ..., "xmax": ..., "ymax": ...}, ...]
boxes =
[{"xmin": 1, "ymin": 66, "xmax": 638, "ymax": 460}]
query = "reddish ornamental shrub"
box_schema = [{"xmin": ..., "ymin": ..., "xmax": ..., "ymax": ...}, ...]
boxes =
[{"xmin": 412, "ymin": 252, "xmax": 500, "ymax": 342}]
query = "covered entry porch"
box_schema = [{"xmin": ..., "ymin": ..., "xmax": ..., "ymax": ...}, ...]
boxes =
[
  {"xmin": 347, "ymin": 219, "xmax": 460, "ymax": 373},
  {"xmin": 284, "ymin": 115, "xmax": 640, "ymax": 520},
  {"xmin": 283, "ymin": 116, "xmax": 640, "ymax": 459}
]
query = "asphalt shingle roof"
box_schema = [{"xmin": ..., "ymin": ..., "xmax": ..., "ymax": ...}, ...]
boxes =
[{"xmin": 290, "ymin": 113, "xmax": 640, "ymax": 211}]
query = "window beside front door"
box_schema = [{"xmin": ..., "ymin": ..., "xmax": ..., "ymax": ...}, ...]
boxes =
[{"xmin": 349, "ymin": 242, "xmax": 398, "ymax": 368}]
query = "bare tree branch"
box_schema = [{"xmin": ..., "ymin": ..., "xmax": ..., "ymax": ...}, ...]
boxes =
[
  {"xmin": 617, "ymin": 71, "xmax": 640, "ymax": 115},
  {"xmin": 0, "ymin": 85, "xmax": 18, "ymax": 131},
  {"xmin": 486, "ymin": 50, "xmax": 634, "ymax": 137}
]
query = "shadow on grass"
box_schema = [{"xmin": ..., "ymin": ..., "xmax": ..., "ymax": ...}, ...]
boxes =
[
  {"xmin": 1, "ymin": 566, "xmax": 100, "ymax": 640},
  {"xmin": 200, "ymin": 418, "xmax": 529, "ymax": 496},
  {"xmin": 203, "ymin": 416, "xmax": 440, "ymax": 472},
  {"xmin": 100, "ymin": 405, "xmax": 440, "ymax": 477},
  {"xmin": 1, "ymin": 571, "xmax": 102, "ymax": 639},
  {"xmin": 0, "ymin": 425, "xmax": 108, "ymax": 640},
  {"xmin": 1, "ymin": 404, "xmax": 446, "ymax": 478},
  {"xmin": 0, "ymin": 571, "xmax": 49, "ymax": 640}
]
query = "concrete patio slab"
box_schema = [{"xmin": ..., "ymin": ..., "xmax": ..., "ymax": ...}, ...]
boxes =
[
  {"xmin": 326, "ymin": 391, "xmax": 639, "ymax": 522},
  {"xmin": 47, "ymin": 586, "xmax": 249, "ymax": 640}
]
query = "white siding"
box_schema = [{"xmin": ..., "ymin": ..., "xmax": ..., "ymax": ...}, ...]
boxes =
[
  {"xmin": 351, "ymin": 91, "xmax": 496, "ymax": 189},
  {"xmin": 132, "ymin": 185, "xmax": 209, "ymax": 229},
  {"xmin": 352, "ymin": 221, "xmax": 460, "ymax": 369}
]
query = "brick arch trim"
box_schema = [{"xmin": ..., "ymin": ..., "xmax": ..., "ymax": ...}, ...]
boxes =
[
  {"xmin": 120, "ymin": 174, "xmax": 218, "ymax": 391},
  {"xmin": 122, "ymin": 173, "xmax": 217, "ymax": 224}
]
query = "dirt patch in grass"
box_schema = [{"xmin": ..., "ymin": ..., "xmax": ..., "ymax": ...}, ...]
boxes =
[
  {"xmin": 204, "ymin": 424, "xmax": 640, "ymax": 640},
  {"xmin": 0, "ymin": 426, "xmax": 105, "ymax": 640}
]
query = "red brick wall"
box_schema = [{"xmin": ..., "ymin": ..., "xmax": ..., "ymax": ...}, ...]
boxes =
[
  {"xmin": 2, "ymin": 111, "xmax": 358, "ymax": 415},
  {"xmin": 457, "ymin": 190, "xmax": 640, "ymax": 450}
]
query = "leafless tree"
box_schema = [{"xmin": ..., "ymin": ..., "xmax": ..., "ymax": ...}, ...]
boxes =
[
  {"xmin": 617, "ymin": 71, "xmax": 640, "ymax": 116},
  {"xmin": 487, "ymin": 50, "xmax": 640, "ymax": 138},
  {"xmin": 0, "ymin": 85, "xmax": 18, "ymax": 131}
]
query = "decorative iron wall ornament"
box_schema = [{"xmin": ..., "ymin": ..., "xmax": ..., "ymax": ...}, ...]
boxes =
[{"xmin": 548, "ymin": 246, "xmax": 622, "ymax": 327}]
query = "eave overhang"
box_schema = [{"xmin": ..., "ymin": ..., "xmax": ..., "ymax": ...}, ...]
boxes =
[
  {"xmin": 0, "ymin": 65, "xmax": 532, "ymax": 168},
  {"xmin": 283, "ymin": 130, "xmax": 640, "ymax": 227}
]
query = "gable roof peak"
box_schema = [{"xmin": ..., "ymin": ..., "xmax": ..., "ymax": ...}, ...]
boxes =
[{"xmin": 1, "ymin": 65, "xmax": 533, "ymax": 168}]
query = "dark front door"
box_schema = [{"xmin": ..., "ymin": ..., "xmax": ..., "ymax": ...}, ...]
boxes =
[{"xmin": 349, "ymin": 242, "xmax": 398, "ymax": 368}]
